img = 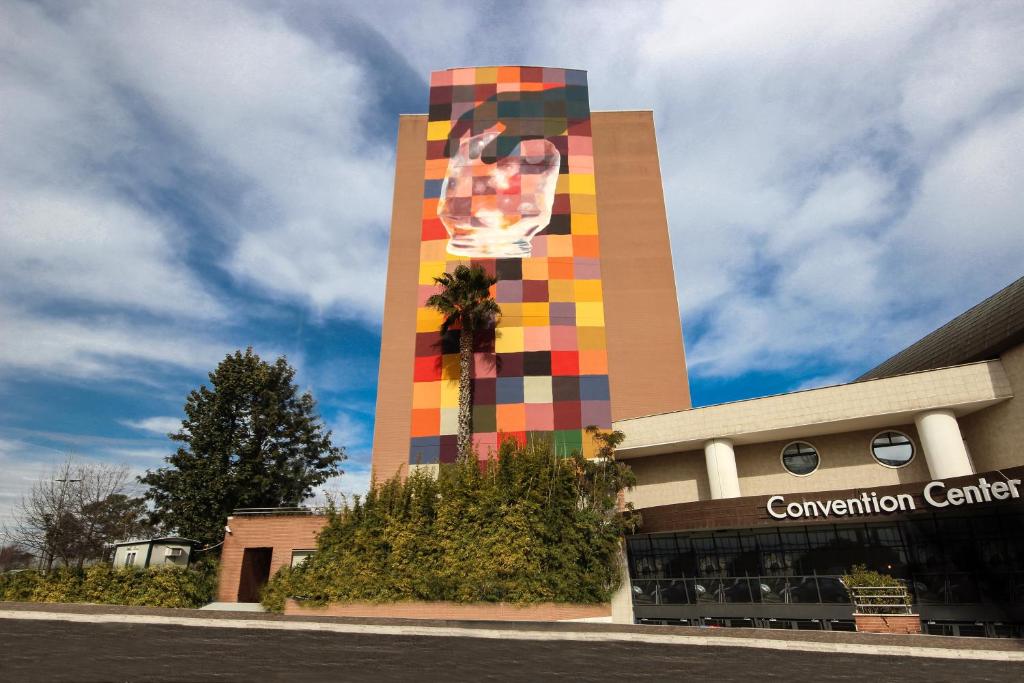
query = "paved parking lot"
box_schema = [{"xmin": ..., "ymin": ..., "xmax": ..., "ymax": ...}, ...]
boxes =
[{"xmin": 1, "ymin": 617, "xmax": 1021, "ymax": 682}]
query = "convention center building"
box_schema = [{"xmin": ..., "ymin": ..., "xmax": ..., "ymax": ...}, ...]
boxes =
[
  {"xmin": 615, "ymin": 276, "xmax": 1024, "ymax": 637},
  {"xmin": 216, "ymin": 66, "xmax": 1022, "ymax": 636}
]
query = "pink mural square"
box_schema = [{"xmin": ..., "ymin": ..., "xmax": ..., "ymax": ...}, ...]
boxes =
[
  {"xmin": 452, "ymin": 69, "xmax": 476, "ymax": 86},
  {"xmin": 567, "ymin": 135, "xmax": 593, "ymax": 156},
  {"xmin": 523, "ymin": 326, "xmax": 551, "ymax": 351},
  {"xmin": 430, "ymin": 70, "xmax": 453, "ymax": 87},
  {"xmin": 525, "ymin": 403, "xmax": 555, "ymax": 431},
  {"xmin": 568, "ymin": 156, "xmax": 595, "ymax": 174},
  {"xmin": 573, "ymin": 258, "xmax": 602, "ymax": 279},
  {"xmin": 473, "ymin": 432, "xmax": 499, "ymax": 456},
  {"xmin": 550, "ymin": 325, "xmax": 578, "ymax": 351},
  {"xmin": 417, "ymin": 284, "xmax": 440, "ymax": 307},
  {"xmin": 474, "ymin": 352, "xmax": 497, "ymax": 378}
]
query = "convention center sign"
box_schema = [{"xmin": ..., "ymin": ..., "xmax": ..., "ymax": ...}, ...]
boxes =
[
  {"xmin": 410, "ymin": 66, "xmax": 612, "ymax": 464},
  {"xmin": 767, "ymin": 474, "xmax": 1023, "ymax": 520}
]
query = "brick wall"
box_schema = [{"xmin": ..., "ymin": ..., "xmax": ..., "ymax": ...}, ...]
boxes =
[
  {"xmin": 286, "ymin": 599, "xmax": 610, "ymax": 621},
  {"xmin": 217, "ymin": 514, "xmax": 328, "ymax": 602},
  {"xmin": 854, "ymin": 614, "xmax": 922, "ymax": 634}
]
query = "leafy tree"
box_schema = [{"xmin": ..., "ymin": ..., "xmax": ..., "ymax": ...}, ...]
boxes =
[
  {"xmin": 7, "ymin": 457, "xmax": 143, "ymax": 570},
  {"xmin": 425, "ymin": 264, "xmax": 501, "ymax": 458},
  {"xmin": 141, "ymin": 348, "xmax": 344, "ymax": 547}
]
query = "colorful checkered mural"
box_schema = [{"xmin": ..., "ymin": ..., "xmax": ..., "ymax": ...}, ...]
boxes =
[{"xmin": 410, "ymin": 66, "xmax": 611, "ymax": 465}]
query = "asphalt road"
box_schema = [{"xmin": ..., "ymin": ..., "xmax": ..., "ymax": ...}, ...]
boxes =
[{"xmin": 0, "ymin": 618, "xmax": 1019, "ymax": 682}]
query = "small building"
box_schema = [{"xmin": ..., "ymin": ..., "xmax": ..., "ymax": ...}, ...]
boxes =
[{"xmin": 111, "ymin": 537, "xmax": 199, "ymax": 569}]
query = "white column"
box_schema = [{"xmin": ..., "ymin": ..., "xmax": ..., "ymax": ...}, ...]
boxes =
[
  {"xmin": 914, "ymin": 409, "xmax": 974, "ymax": 479},
  {"xmin": 704, "ymin": 438, "xmax": 741, "ymax": 499}
]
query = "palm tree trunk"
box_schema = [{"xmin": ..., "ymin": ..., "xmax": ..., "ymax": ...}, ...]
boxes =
[{"xmin": 457, "ymin": 327, "xmax": 473, "ymax": 460}]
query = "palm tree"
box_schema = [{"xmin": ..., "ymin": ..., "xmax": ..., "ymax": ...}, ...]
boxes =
[{"xmin": 425, "ymin": 264, "xmax": 501, "ymax": 460}]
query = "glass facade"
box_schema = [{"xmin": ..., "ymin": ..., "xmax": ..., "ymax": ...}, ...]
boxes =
[{"xmin": 628, "ymin": 508, "xmax": 1024, "ymax": 610}]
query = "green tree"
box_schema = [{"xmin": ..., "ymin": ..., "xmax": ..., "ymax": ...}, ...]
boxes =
[
  {"xmin": 141, "ymin": 348, "xmax": 344, "ymax": 547},
  {"xmin": 425, "ymin": 264, "xmax": 501, "ymax": 458}
]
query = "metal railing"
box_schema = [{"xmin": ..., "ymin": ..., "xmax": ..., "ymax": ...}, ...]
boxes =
[
  {"xmin": 631, "ymin": 575, "xmax": 851, "ymax": 606},
  {"xmin": 232, "ymin": 507, "xmax": 326, "ymax": 516},
  {"xmin": 850, "ymin": 584, "xmax": 912, "ymax": 615}
]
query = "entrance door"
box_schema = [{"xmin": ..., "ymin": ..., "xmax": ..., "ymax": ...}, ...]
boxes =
[{"xmin": 237, "ymin": 547, "xmax": 273, "ymax": 602}]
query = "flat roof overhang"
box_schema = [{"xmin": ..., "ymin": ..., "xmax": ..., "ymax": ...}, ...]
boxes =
[{"xmin": 612, "ymin": 360, "xmax": 1013, "ymax": 459}]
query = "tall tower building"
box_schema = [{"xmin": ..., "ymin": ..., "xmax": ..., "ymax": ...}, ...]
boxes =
[{"xmin": 372, "ymin": 66, "xmax": 689, "ymax": 479}]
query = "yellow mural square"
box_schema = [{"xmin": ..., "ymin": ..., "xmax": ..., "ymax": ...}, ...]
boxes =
[
  {"xmin": 427, "ymin": 120, "xmax": 451, "ymax": 141},
  {"xmin": 569, "ymin": 174, "xmax": 596, "ymax": 195},
  {"xmin": 412, "ymin": 381, "xmax": 441, "ymax": 409},
  {"xmin": 521, "ymin": 302, "xmax": 550, "ymax": 326},
  {"xmin": 440, "ymin": 376, "xmax": 460, "ymax": 408},
  {"xmin": 574, "ymin": 280, "xmax": 603, "ymax": 302},
  {"xmin": 475, "ymin": 66, "xmax": 498, "ymax": 83},
  {"xmin": 548, "ymin": 279, "xmax": 576, "ymax": 302},
  {"xmin": 571, "ymin": 194, "xmax": 597, "ymax": 214},
  {"xmin": 441, "ymin": 354, "xmax": 460, "ymax": 381},
  {"xmin": 497, "ymin": 303, "xmax": 523, "ymax": 327},
  {"xmin": 575, "ymin": 302, "xmax": 605, "ymax": 326},
  {"xmin": 419, "ymin": 261, "xmax": 446, "ymax": 285},
  {"xmin": 495, "ymin": 326, "xmax": 525, "ymax": 353},
  {"xmin": 572, "ymin": 214, "xmax": 599, "ymax": 235},
  {"xmin": 416, "ymin": 307, "xmax": 445, "ymax": 333},
  {"xmin": 576, "ymin": 325, "xmax": 607, "ymax": 350}
]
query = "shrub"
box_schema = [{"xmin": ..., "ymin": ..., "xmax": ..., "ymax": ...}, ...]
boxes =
[
  {"xmin": 842, "ymin": 564, "xmax": 912, "ymax": 614},
  {"xmin": 0, "ymin": 570, "xmax": 45, "ymax": 601},
  {"xmin": 0, "ymin": 562, "xmax": 217, "ymax": 608},
  {"xmin": 262, "ymin": 431, "xmax": 638, "ymax": 611}
]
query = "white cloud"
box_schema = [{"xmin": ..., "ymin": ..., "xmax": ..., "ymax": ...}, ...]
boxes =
[
  {"xmin": 1, "ymin": 0, "xmax": 1021, "ymax": 414},
  {"xmin": 0, "ymin": 303, "xmax": 229, "ymax": 381},
  {"xmin": 121, "ymin": 417, "xmax": 183, "ymax": 436},
  {"xmin": 0, "ymin": 190, "xmax": 224, "ymax": 319},
  {"xmin": 78, "ymin": 1, "xmax": 395, "ymax": 320}
]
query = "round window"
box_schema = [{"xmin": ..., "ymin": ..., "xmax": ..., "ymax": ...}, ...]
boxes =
[
  {"xmin": 871, "ymin": 431, "xmax": 915, "ymax": 467},
  {"xmin": 781, "ymin": 441, "xmax": 819, "ymax": 476}
]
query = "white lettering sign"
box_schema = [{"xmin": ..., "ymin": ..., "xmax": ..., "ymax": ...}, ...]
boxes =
[{"xmin": 766, "ymin": 476, "xmax": 1020, "ymax": 520}]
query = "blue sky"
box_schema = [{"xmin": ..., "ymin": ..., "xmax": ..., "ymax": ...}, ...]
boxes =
[{"xmin": 2, "ymin": 0, "xmax": 1023, "ymax": 527}]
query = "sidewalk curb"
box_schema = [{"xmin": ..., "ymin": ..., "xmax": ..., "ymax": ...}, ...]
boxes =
[{"xmin": 2, "ymin": 609, "xmax": 1021, "ymax": 662}]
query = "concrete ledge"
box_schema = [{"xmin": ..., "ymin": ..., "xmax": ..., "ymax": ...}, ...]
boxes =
[
  {"xmin": 285, "ymin": 599, "xmax": 610, "ymax": 621},
  {"xmin": 2, "ymin": 602, "xmax": 1022, "ymax": 661}
]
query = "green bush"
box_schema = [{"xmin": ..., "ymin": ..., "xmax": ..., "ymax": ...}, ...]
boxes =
[
  {"xmin": 0, "ymin": 562, "xmax": 217, "ymax": 608},
  {"xmin": 842, "ymin": 564, "xmax": 912, "ymax": 614},
  {"xmin": 262, "ymin": 432, "xmax": 638, "ymax": 611}
]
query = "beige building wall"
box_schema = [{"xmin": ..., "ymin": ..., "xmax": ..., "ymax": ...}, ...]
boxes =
[
  {"xmin": 733, "ymin": 425, "xmax": 930, "ymax": 497},
  {"xmin": 372, "ymin": 112, "xmax": 691, "ymax": 481},
  {"xmin": 625, "ymin": 450, "xmax": 707, "ymax": 509},
  {"xmin": 626, "ymin": 424, "xmax": 935, "ymax": 509},
  {"xmin": 960, "ymin": 343, "xmax": 1024, "ymax": 471},
  {"xmin": 372, "ymin": 116, "xmax": 428, "ymax": 483},
  {"xmin": 591, "ymin": 111, "xmax": 691, "ymax": 421}
]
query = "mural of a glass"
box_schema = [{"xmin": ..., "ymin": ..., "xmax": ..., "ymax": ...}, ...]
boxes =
[{"xmin": 410, "ymin": 66, "xmax": 611, "ymax": 465}]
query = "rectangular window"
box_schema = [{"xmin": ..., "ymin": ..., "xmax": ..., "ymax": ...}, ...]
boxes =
[
  {"xmin": 125, "ymin": 551, "xmax": 137, "ymax": 567},
  {"xmin": 290, "ymin": 550, "xmax": 315, "ymax": 568}
]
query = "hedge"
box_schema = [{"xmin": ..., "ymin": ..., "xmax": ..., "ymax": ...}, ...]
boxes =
[
  {"xmin": 0, "ymin": 563, "xmax": 217, "ymax": 608},
  {"xmin": 262, "ymin": 432, "xmax": 638, "ymax": 611}
]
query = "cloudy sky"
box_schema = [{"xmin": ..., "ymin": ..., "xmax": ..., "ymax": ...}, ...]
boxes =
[{"xmin": 2, "ymin": 0, "xmax": 1023, "ymax": 527}]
